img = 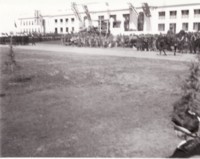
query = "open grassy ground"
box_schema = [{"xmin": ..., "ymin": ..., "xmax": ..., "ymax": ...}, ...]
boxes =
[{"xmin": 0, "ymin": 46, "xmax": 192, "ymax": 157}]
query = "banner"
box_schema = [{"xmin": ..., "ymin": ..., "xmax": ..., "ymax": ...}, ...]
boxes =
[
  {"xmin": 128, "ymin": 2, "xmax": 138, "ymax": 30},
  {"xmin": 82, "ymin": 5, "xmax": 92, "ymax": 27},
  {"xmin": 82, "ymin": 5, "xmax": 91, "ymax": 21},
  {"xmin": 138, "ymin": 12, "xmax": 144, "ymax": 31},
  {"xmin": 142, "ymin": 3, "xmax": 151, "ymax": 17}
]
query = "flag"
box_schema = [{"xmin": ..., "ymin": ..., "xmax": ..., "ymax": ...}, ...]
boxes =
[
  {"xmin": 142, "ymin": 3, "xmax": 151, "ymax": 17},
  {"xmin": 82, "ymin": 5, "xmax": 92, "ymax": 26},
  {"xmin": 82, "ymin": 5, "xmax": 91, "ymax": 21},
  {"xmin": 138, "ymin": 12, "xmax": 144, "ymax": 31},
  {"xmin": 128, "ymin": 2, "xmax": 138, "ymax": 30},
  {"xmin": 71, "ymin": 2, "xmax": 82, "ymax": 22},
  {"xmin": 128, "ymin": 2, "xmax": 138, "ymax": 16}
]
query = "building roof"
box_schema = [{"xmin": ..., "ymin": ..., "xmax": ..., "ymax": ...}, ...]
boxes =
[{"xmin": 18, "ymin": 2, "xmax": 200, "ymax": 19}]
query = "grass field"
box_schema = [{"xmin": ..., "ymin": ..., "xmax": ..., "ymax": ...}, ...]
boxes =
[{"xmin": 0, "ymin": 46, "xmax": 191, "ymax": 157}]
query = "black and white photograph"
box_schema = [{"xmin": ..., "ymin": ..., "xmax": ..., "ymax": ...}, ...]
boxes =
[{"xmin": 1, "ymin": 0, "xmax": 200, "ymax": 157}]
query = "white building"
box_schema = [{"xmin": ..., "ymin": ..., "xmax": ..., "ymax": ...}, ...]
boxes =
[{"xmin": 17, "ymin": 3, "xmax": 200, "ymax": 35}]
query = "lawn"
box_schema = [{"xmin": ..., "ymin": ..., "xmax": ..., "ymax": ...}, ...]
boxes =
[{"xmin": 0, "ymin": 46, "xmax": 190, "ymax": 157}]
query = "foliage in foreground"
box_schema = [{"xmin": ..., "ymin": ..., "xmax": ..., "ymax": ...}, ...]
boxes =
[{"xmin": 172, "ymin": 55, "xmax": 200, "ymax": 127}]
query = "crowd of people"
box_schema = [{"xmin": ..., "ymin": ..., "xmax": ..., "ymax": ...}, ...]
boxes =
[
  {"xmin": 1, "ymin": 29, "xmax": 200, "ymax": 54},
  {"xmin": 61, "ymin": 31, "xmax": 157, "ymax": 51},
  {"xmin": 0, "ymin": 33, "xmax": 62, "ymax": 45},
  {"xmin": 61, "ymin": 30, "xmax": 200, "ymax": 54}
]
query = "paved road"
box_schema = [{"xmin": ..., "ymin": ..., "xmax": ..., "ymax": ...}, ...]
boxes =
[{"xmin": 1, "ymin": 43, "xmax": 198, "ymax": 62}]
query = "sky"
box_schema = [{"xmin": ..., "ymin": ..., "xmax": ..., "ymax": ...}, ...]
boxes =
[{"xmin": 0, "ymin": 0, "xmax": 200, "ymax": 33}]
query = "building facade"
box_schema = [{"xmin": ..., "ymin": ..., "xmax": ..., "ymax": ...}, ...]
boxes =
[{"xmin": 17, "ymin": 3, "xmax": 200, "ymax": 35}]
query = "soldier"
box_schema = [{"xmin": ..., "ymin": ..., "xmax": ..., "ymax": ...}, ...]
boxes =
[
  {"xmin": 190, "ymin": 32, "xmax": 197, "ymax": 53},
  {"xmin": 167, "ymin": 27, "xmax": 174, "ymax": 37},
  {"xmin": 136, "ymin": 35, "xmax": 143, "ymax": 51},
  {"xmin": 31, "ymin": 35, "xmax": 36, "ymax": 45},
  {"xmin": 61, "ymin": 34, "xmax": 65, "ymax": 45},
  {"xmin": 143, "ymin": 36, "xmax": 149, "ymax": 51}
]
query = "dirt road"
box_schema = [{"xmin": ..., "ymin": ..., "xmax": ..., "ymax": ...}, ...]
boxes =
[{"xmin": 7, "ymin": 43, "xmax": 198, "ymax": 62}]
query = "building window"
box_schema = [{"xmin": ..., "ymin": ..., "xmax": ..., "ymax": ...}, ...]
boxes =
[
  {"xmin": 98, "ymin": 16, "xmax": 104, "ymax": 20},
  {"xmin": 60, "ymin": 27, "xmax": 63, "ymax": 33},
  {"xmin": 182, "ymin": 23, "xmax": 188, "ymax": 31},
  {"xmin": 181, "ymin": 10, "xmax": 189, "ymax": 18},
  {"xmin": 98, "ymin": 16, "xmax": 108, "ymax": 32},
  {"xmin": 60, "ymin": 19, "xmax": 63, "ymax": 23},
  {"xmin": 194, "ymin": 9, "xmax": 200, "ymax": 18},
  {"xmin": 170, "ymin": 11, "xmax": 177, "ymax": 19},
  {"xmin": 55, "ymin": 19, "xmax": 57, "ymax": 23},
  {"xmin": 158, "ymin": 24, "xmax": 165, "ymax": 31},
  {"xmin": 123, "ymin": 14, "xmax": 130, "ymax": 21},
  {"xmin": 193, "ymin": 22, "xmax": 200, "ymax": 31},
  {"xmin": 123, "ymin": 14, "xmax": 130, "ymax": 31},
  {"xmin": 65, "ymin": 18, "xmax": 68, "ymax": 23},
  {"xmin": 113, "ymin": 21, "xmax": 121, "ymax": 28},
  {"xmin": 110, "ymin": 15, "xmax": 117, "ymax": 21},
  {"xmin": 170, "ymin": 23, "xmax": 176, "ymax": 33},
  {"xmin": 71, "ymin": 18, "xmax": 74, "ymax": 22},
  {"xmin": 55, "ymin": 27, "xmax": 57, "ymax": 34},
  {"xmin": 110, "ymin": 15, "xmax": 117, "ymax": 28},
  {"xmin": 159, "ymin": 11, "xmax": 165, "ymax": 19},
  {"xmin": 66, "ymin": 27, "xmax": 68, "ymax": 32}
]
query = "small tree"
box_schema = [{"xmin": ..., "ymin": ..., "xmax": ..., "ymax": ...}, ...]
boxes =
[
  {"xmin": 6, "ymin": 35, "xmax": 17, "ymax": 72},
  {"xmin": 172, "ymin": 56, "xmax": 200, "ymax": 127}
]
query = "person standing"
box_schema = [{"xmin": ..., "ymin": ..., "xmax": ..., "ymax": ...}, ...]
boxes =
[
  {"xmin": 190, "ymin": 33, "xmax": 197, "ymax": 53},
  {"xmin": 31, "ymin": 35, "xmax": 36, "ymax": 45}
]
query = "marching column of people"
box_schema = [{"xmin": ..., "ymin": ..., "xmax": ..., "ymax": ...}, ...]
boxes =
[
  {"xmin": 62, "ymin": 32, "xmax": 158, "ymax": 51},
  {"xmin": 61, "ymin": 30, "xmax": 200, "ymax": 54},
  {"xmin": 0, "ymin": 33, "xmax": 62, "ymax": 45}
]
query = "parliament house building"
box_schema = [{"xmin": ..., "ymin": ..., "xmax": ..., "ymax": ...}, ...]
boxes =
[{"xmin": 17, "ymin": 2, "xmax": 200, "ymax": 35}]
